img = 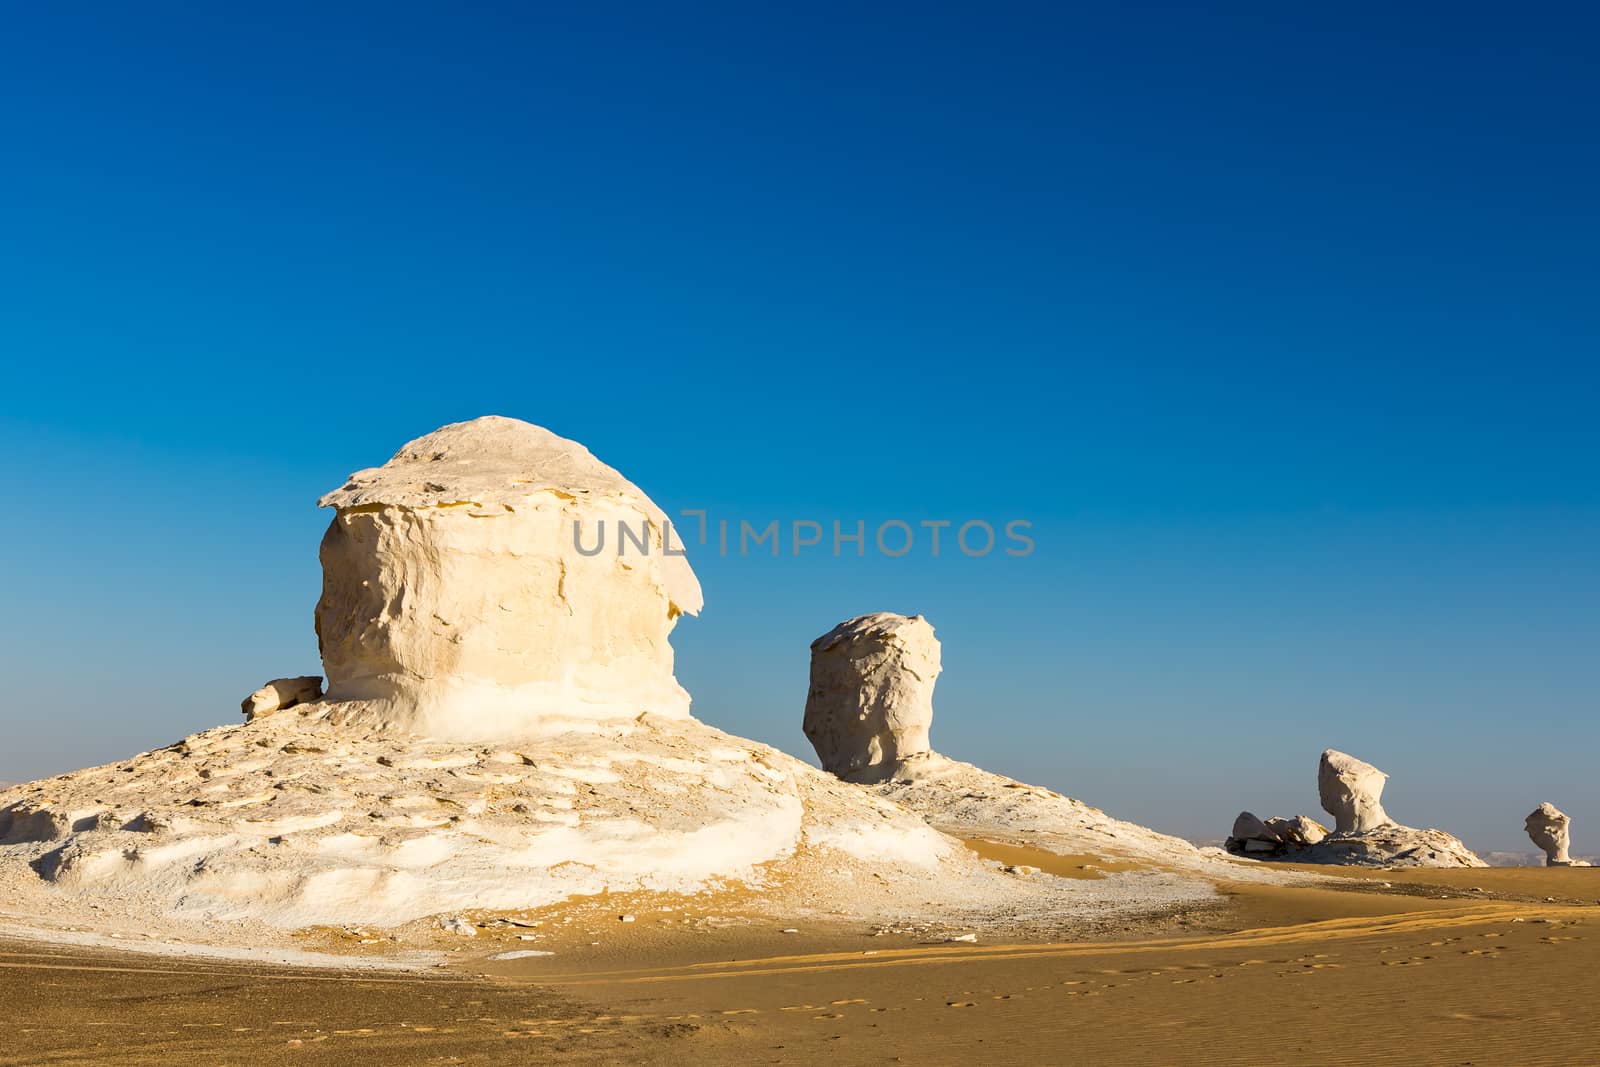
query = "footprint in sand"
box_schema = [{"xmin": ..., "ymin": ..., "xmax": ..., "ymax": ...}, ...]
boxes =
[
  {"xmin": 947, "ymin": 1002, "xmax": 976, "ymax": 1008},
  {"xmin": 719, "ymin": 1009, "xmax": 759, "ymax": 1015},
  {"xmin": 830, "ymin": 999, "xmax": 867, "ymax": 1006},
  {"xmin": 813, "ymin": 1013, "xmax": 844, "ymax": 1020}
]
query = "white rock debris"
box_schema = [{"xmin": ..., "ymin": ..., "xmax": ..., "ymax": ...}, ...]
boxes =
[
  {"xmin": 1226, "ymin": 813, "xmax": 1329, "ymax": 856},
  {"xmin": 241, "ymin": 676, "xmax": 324, "ymax": 722}
]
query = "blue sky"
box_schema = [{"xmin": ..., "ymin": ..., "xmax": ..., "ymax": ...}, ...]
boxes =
[{"xmin": 2, "ymin": 4, "xmax": 1595, "ymax": 851}]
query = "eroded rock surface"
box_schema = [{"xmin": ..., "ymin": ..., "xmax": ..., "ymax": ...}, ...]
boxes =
[
  {"xmin": 1225, "ymin": 812, "xmax": 1329, "ymax": 857},
  {"xmin": 803, "ymin": 613, "xmax": 940, "ymax": 783},
  {"xmin": 803, "ymin": 613, "xmax": 1272, "ymax": 880},
  {"xmin": 1526, "ymin": 802, "xmax": 1586, "ymax": 866},
  {"xmin": 242, "ymin": 676, "xmax": 323, "ymax": 721},
  {"xmin": 1318, "ymin": 749, "xmax": 1392, "ymax": 833},
  {"xmin": 315, "ymin": 417, "xmax": 702, "ymax": 741}
]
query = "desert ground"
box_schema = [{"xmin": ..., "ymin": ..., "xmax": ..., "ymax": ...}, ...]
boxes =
[{"xmin": 9, "ymin": 849, "xmax": 1597, "ymax": 1066}]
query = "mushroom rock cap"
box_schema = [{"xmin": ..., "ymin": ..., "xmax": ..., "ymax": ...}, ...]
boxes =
[
  {"xmin": 318, "ymin": 416, "xmax": 701, "ymax": 615},
  {"xmin": 314, "ymin": 416, "xmax": 701, "ymax": 740}
]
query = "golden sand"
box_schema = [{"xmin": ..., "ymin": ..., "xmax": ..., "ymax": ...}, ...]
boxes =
[{"xmin": 8, "ymin": 851, "xmax": 1598, "ymax": 1065}]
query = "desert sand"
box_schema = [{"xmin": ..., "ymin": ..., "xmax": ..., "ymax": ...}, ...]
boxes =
[{"xmin": 7, "ymin": 857, "xmax": 1598, "ymax": 1066}]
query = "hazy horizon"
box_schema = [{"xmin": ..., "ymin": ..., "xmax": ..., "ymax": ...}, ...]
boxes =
[{"xmin": 3, "ymin": 6, "xmax": 1596, "ymax": 854}]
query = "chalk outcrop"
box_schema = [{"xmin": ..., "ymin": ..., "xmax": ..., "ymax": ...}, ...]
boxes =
[
  {"xmin": 802, "ymin": 613, "xmax": 1272, "ymax": 880},
  {"xmin": 1525, "ymin": 803, "xmax": 1588, "ymax": 866},
  {"xmin": 315, "ymin": 417, "xmax": 702, "ymax": 742},
  {"xmin": 1318, "ymin": 749, "xmax": 1392, "ymax": 832},
  {"xmin": 1227, "ymin": 749, "xmax": 1485, "ymax": 868},
  {"xmin": 1226, "ymin": 812, "xmax": 1329, "ymax": 856},
  {"xmin": 241, "ymin": 676, "xmax": 323, "ymax": 722},
  {"xmin": 1, "ymin": 418, "xmax": 1253, "ymax": 954},
  {"xmin": 803, "ymin": 613, "xmax": 940, "ymax": 783}
]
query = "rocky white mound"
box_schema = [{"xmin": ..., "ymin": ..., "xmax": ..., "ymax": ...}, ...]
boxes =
[
  {"xmin": 0, "ymin": 419, "xmax": 1259, "ymax": 956},
  {"xmin": 0, "ymin": 708, "xmax": 956, "ymax": 929},
  {"xmin": 1226, "ymin": 750, "xmax": 1486, "ymax": 868},
  {"xmin": 867, "ymin": 753, "xmax": 1255, "ymax": 876}
]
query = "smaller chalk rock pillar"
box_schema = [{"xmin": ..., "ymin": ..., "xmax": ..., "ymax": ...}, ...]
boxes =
[
  {"xmin": 803, "ymin": 613, "xmax": 940, "ymax": 783},
  {"xmin": 1526, "ymin": 803, "xmax": 1575, "ymax": 866},
  {"xmin": 1318, "ymin": 749, "xmax": 1392, "ymax": 833}
]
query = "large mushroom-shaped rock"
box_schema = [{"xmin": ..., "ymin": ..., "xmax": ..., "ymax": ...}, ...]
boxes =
[
  {"xmin": 1318, "ymin": 749, "xmax": 1392, "ymax": 833},
  {"xmin": 803, "ymin": 613, "xmax": 940, "ymax": 783},
  {"xmin": 1526, "ymin": 803, "xmax": 1582, "ymax": 866},
  {"xmin": 315, "ymin": 416, "xmax": 703, "ymax": 741}
]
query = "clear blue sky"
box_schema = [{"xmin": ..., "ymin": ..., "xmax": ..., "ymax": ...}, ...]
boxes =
[{"xmin": 2, "ymin": 4, "xmax": 1595, "ymax": 852}]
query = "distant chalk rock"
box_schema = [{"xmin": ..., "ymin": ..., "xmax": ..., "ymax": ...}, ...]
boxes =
[
  {"xmin": 1227, "ymin": 749, "xmax": 1485, "ymax": 868},
  {"xmin": 803, "ymin": 613, "xmax": 940, "ymax": 783},
  {"xmin": 1318, "ymin": 749, "xmax": 1391, "ymax": 833},
  {"xmin": 803, "ymin": 613, "xmax": 1268, "ymax": 881},
  {"xmin": 1526, "ymin": 802, "xmax": 1588, "ymax": 866}
]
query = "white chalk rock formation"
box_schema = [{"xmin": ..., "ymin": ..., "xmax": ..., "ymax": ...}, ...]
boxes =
[
  {"xmin": 4, "ymin": 418, "xmax": 1231, "ymax": 949},
  {"xmin": 315, "ymin": 416, "xmax": 702, "ymax": 741},
  {"xmin": 802, "ymin": 614, "xmax": 1277, "ymax": 881},
  {"xmin": 241, "ymin": 676, "xmax": 323, "ymax": 722},
  {"xmin": 803, "ymin": 613, "xmax": 940, "ymax": 783},
  {"xmin": 1229, "ymin": 749, "xmax": 1484, "ymax": 868},
  {"xmin": 1318, "ymin": 749, "xmax": 1392, "ymax": 833},
  {"xmin": 1525, "ymin": 803, "xmax": 1587, "ymax": 866},
  {"xmin": 1225, "ymin": 813, "xmax": 1328, "ymax": 856}
]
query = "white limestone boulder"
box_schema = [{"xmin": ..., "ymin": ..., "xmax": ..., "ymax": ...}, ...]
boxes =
[
  {"xmin": 1525, "ymin": 802, "xmax": 1588, "ymax": 866},
  {"xmin": 1225, "ymin": 813, "xmax": 1329, "ymax": 857},
  {"xmin": 803, "ymin": 613, "xmax": 940, "ymax": 783},
  {"xmin": 241, "ymin": 676, "xmax": 323, "ymax": 721},
  {"xmin": 1318, "ymin": 749, "xmax": 1392, "ymax": 833}
]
